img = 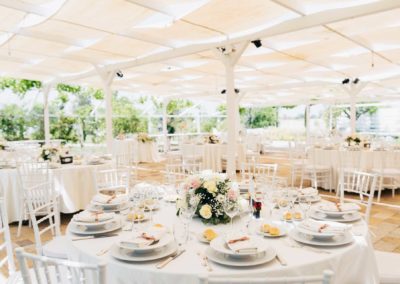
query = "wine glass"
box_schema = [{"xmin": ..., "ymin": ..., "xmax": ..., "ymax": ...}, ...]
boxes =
[
  {"xmin": 131, "ymin": 206, "xmax": 145, "ymax": 235},
  {"xmin": 144, "ymin": 189, "xmax": 158, "ymax": 224},
  {"xmin": 179, "ymin": 191, "xmax": 199, "ymax": 223},
  {"xmin": 298, "ymin": 196, "xmax": 311, "ymax": 219},
  {"xmin": 223, "ymin": 192, "xmax": 240, "ymax": 231},
  {"xmin": 277, "ymin": 195, "xmax": 289, "ymax": 224},
  {"xmin": 173, "ymin": 221, "xmax": 188, "ymax": 249}
]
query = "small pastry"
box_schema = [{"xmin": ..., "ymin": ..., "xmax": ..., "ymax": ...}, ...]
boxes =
[
  {"xmin": 261, "ymin": 224, "xmax": 270, "ymax": 233},
  {"xmin": 294, "ymin": 212, "xmax": 302, "ymax": 220},
  {"xmin": 203, "ymin": 228, "xmax": 217, "ymax": 241},
  {"xmin": 284, "ymin": 212, "xmax": 292, "ymax": 220},
  {"xmin": 153, "ymin": 223, "xmax": 163, "ymax": 228},
  {"xmin": 269, "ymin": 227, "xmax": 280, "ymax": 236}
]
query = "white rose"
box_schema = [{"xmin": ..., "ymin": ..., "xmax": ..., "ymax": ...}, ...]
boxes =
[
  {"xmin": 199, "ymin": 204, "xmax": 212, "ymax": 219},
  {"xmin": 204, "ymin": 180, "xmax": 217, "ymax": 195},
  {"xmin": 44, "ymin": 150, "xmax": 49, "ymax": 155},
  {"xmin": 216, "ymin": 194, "xmax": 224, "ymax": 203}
]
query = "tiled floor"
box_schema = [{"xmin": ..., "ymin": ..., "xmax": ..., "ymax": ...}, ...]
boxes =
[{"xmin": 4, "ymin": 157, "xmax": 400, "ymax": 276}]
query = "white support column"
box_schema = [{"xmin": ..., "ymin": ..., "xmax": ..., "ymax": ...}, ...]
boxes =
[
  {"xmin": 305, "ymin": 104, "xmax": 311, "ymax": 144},
  {"xmin": 42, "ymin": 84, "xmax": 52, "ymax": 145},
  {"xmin": 162, "ymin": 100, "xmax": 169, "ymax": 152},
  {"xmin": 328, "ymin": 105, "xmax": 333, "ymax": 131},
  {"xmin": 350, "ymin": 99, "xmax": 356, "ymax": 135},
  {"xmin": 98, "ymin": 70, "xmax": 115, "ymax": 153}
]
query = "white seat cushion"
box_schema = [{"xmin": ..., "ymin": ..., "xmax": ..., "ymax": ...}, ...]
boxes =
[
  {"xmin": 42, "ymin": 236, "xmax": 70, "ymax": 259},
  {"xmin": 375, "ymin": 250, "xmax": 400, "ymax": 284}
]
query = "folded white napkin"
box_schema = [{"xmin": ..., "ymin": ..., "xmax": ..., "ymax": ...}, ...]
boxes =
[
  {"xmin": 73, "ymin": 211, "xmax": 114, "ymax": 223},
  {"xmin": 121, "ymin": 226, "xmax": 167, "ymax": 248},
  {"xmin": 319, "ymin": 201, "xmax": 360, "ymax": 213},
  {"xmin": 92, "ymin": 193, "xmax": 127, "ymax": 205},
  {"xmin": 299, "ymin": 219, "xmax": 350, "ymax": 234},
  {"xmin": 226, "ymin": 233, "xmax": 258, "ymax": 253},
  {"xmin": 299, "ymin": 187, "xmax": 318, "ymax": 196}
]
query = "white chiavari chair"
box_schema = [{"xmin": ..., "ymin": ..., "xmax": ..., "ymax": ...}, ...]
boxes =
[
  {"xmin": 16, "ymin": 161, "xmax": 51, "ymax": 237},
  {"xmin": 288, "ymin": 141, "xmax": 307, "ymax": 187},
  {"xmin": 182, "ymin": 161, "xmax": 202, "ymax": 175},
  {"xmin": 16, "ymin": 247, "xmax": 106, "ymax": 284},
  {"xmin": 94, "ymin": 168, "xmax": 130, "ymax": 196},
  {"xmin": 254, "ymin": 163, "xmax": 278, "ymax": 186},
  {"xmin": 165, "ymin": 151, "xmax": 183, "ymax": 164},
  {"xmin": 115, "ymin": 152, "xmax": 138, "ymax": 182},
  {"xmin": 198, "ymin": 270, "xmax": 334, "ymax": 284},
  {"xmin": 300, "ymin": 147, "xmax": 332, "ymax": 192},
  {"xmin": 337, "ymin": 150, "xmax": 362, "ymax": 197},
  {"xmin": 24, "ymin": 181, "xmax": 68, "ymax": 259},
  {"xmin": 339, "ymin": 171, "xmax": 377, "ymax": 224},
  {"xmin": 371, "ymin": 150, "xmax": 400, "ymax": 202},
  {"xmin": 0, "ymin": 198, "xmax": 18, "ymax": 283},
  {"xmin": 165, "ymin": 164, "xmax": 186, "ymax": 185}
]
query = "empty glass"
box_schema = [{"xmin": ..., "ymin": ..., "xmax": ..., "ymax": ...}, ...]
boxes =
[
  {"xmin": 173, "ymin": 221, "xmax": 188, "ymax": 248},
  {"xmin": 223, "ymin": 192, "xmax": 240, "ymax": 231}
]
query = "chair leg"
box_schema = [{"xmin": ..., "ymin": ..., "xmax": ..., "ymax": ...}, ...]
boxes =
[{"xmin": 377, "ymin": 176, "xmax": 383, "ymax": 203}]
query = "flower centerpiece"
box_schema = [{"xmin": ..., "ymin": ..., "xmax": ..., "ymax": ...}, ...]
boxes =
[
  {"xmin": 40, "ymin": 146, "xmax": 59, "ymax": 161},
  {"xmin": 345, "ymin": 135, "xmax": 361, "ymax": 146},
  {"xmin": 204, "ymin": 134, "xmax": 220, "ymax": 144},
  {"xmin": 177, "ymin": 171, "xmax": 238, "ymax": 225},
  {"xmin": 137, "ymin": 133, "xmax": 155, "ymax": 143}
]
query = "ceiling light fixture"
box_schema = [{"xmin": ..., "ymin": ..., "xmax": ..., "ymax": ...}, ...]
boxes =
[
  {"xmin": 116, "ymin": 70, "xmax": 124, "ymax": 78},
  {"xmin": 251, "ymin": 39, "xmax": 262, "ymax": 48},
  {"xmin": 221, "ymin": 89, "xmax": 240, "ymax": 94},
  {"xmin": 353, "ymin": 78, "xmax": 359, "ymax": 84},
  {"xmin": 342, "ymin": 78, "xmax": 350, "ymax": 84}
]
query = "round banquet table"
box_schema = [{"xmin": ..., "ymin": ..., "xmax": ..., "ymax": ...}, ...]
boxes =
[
  {"xmin": 0, "ymin": 162, "xmax": 111, "ymax": 223},
  {"xmin": 181, "ymin": 143, "xmax": 245, "ymax": 172},
  {"xmin": 310, "ymin": 149, "xmax": 400, "ymax": 189},
  {"xmin": 67, "ymin": 202, "xmax": 379, "ymax": 284},
  {"xmin": 112, "ymin": 139, "xmax": 161, "ymax": 163}
]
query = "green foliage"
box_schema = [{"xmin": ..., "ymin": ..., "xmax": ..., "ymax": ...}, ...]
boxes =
[
  {"xmin": 240, "ymin": 106, "xmax": 278, "ymax": 128},
  {"xmin": 201, "ymin": 117, "xmax": 218, "ymax": 132},
  {"xmin": 56, "ymin": 83, "xmax": 81, "ymax": 94},
  {"xmin": 50, "ymin": 116, "xmax": 79, "ymax": 143},
  {"xmin": 167, "ymin": 99, "xmax": 193, "ymax": 115},
  {"xmin": 0, "ymin": 77, "xmax": 41, "ymax": 97},
  {"xmin": 0, "ymin": 104, "xmax": 29, "ymax": 140},
  {"xmin": 112, "ymin": 95, "xmax": 147, "ymax": 135}
]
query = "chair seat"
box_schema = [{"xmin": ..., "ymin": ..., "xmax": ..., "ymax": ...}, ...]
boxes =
[
  {"xmin": 375, "ymin": 250, "xmax": 400, "ymax": 284},
  {"xmin": 371, "ymin": 168, "xmax": 400, "ymax": 176},
  {"xmin": 305, "ymin": 165, "xmax": 330, "ymax": 171},
  {"xmin": 42, "ymin": 236, "xmax": 70, "ymax": 259}
]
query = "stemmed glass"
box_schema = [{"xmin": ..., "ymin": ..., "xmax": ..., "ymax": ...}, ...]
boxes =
[
  {"xmin": 144, "ymin": 189, "xmax": 158, "ymax": 224},
  {"xmin": 298, "ymin": 196, "xmax": 311, "ymax": 219},
  {"xmin": 223, "ymin": 190, "xmax": 240, "ymax": 231},
  {"xmin": 173, "ymin": 221, "xmax": 188, "ymax": 250},
  {"xmin": 278, "ymin": 195, "xmax": 290, "ymax": 225}
]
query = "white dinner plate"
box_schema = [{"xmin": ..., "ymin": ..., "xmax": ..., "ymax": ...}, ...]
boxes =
[
  {"xmin": 68, "ymin": 217, "xmax": 122, "ymax": 235},
  {"xmin": 310, "ymin": 210, "xmax": 362, "ymax": 223},
  {"xmin": 91, "ymin": 199, "xmax": 129, "ymax": 208},
  {"xmin": 289, "ymin": 228, "xmax": 354, "ymax": 247},
  {"xmin": 205, "ymin": 246, "xmax": 276, "ymax": 267},
  {"xmin": 117, "ymin": 233, "xmax": 173, "ymax": 252},
  {"xmin": 296, "ymin": 220, "xmax": 349, "ymax": 239},
  {"xmin": 88, "ymin": 202, "xmax": 130, "ymax": 213},
  {"xmin": 317, "ymin": 205, "xmax": 359, "ymax": 217},
  {"xmin": 256, "ymin": 222, "xmax": 287, "ymax": 238},
  {"xmin": 110, "ymin": 242, "xmax": 178, "ymax": 262},
  {"xmin": 71, "ymin": 215, "xmax": 116, "ymax": 227},
  {"xmin": 210, "ymin": 235, "xmax": 268, "ymax": 257}
]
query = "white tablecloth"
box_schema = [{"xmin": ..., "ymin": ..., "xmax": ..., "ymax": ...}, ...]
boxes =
[
  {"xmin": 113, "ymin": 139, "xmax": 160, "ymax": 163},
  {"xmin": 181, "ymin": 143, "xmax": 245, "ymax": 172},
  {"xmin": 310, "ymin": 149, "xmax": 400, "ymax": 188},
  {"xmin": 67, "ymin": 204, "xmax": 378, "ymax": 284},
  {"xmin": 0, "ymin": 163, "xmax": 111, "ymax": 223}
]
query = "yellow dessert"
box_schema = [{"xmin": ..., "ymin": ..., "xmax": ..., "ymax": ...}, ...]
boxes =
[
  {"xmin": 284, "ymin": 212, "xmax": 292, "ymax": 220},
  {"xmin": 127, "ymin": 212, "xmax": 144, "ymax": 221},
  {"xmin": 261, "ymin": 224, "xmax": 270, "ymax": 233},
  {"xmin": 153, "ymin": 224, "xmax": 163, "ymax": 228},
  {"xmin": 294, "ymin": 212, "xmax": 302, "ymax": 220},
  {"xmin": 269, "ymin": 227, "xmax": 280, "ymax": 236},
  {"xmin": 203, "ymin": 228, "xmax": 217, "ymax": 241}
]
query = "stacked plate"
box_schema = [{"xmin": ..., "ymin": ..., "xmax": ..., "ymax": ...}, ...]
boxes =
[
  {"xmin": 89, "ymin": 193, "xmax": 130, "ymax": 212},
  {"xmin": 297, "ymin": 187, "xmax": 321, "ymax": 203},
  {"xmin": 69, "ymin": 211, "xmax": 122, "ymax": 235},
  {"xmin": 205, "ymin": 233, "xmax": 276, "ymax": 267},
  {"xmin": 289, "ymin": 219, "xmax": 354, "ymax": 247},
  {"xmin": 110, "ymin": 225, "xmax": 177, "ymax": 262},
  {"xmin": 310, "ymin": 202, "xmax": 361, "ymax": 223}
]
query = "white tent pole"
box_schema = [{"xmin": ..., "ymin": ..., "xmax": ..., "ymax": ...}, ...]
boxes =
[
  {"xmin": 42, "ymin": 83, "xmax": 52, "ymax": 145},
  {"xmin": 305, "ymin": 104, "xmax": 311, "ymax": 144},
  {"xmin": 162, "ymin": 99, "xmax": 169, "ymax": 152},
  {"xmin": 350, "ymin": 99, "xmax": 356, "ymax": 134},
  {"xmin": 98, "ymin": 70, "xmax": 115, "ymax": 153}
]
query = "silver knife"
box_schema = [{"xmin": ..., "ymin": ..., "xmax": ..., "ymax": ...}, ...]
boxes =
[
  {"xmin": 275, "ymin": 252, "xmax": 287, "ymax": 266},
  {"xmin": 156, "ymin": 249, "xmax": 186, "ymax": 269}
]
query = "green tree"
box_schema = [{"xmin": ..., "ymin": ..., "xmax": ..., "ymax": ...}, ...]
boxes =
[
  {"xmin": 112, "ymin": 94, "xmax": 147, "ymax": 135},
  {"xmin": 240, "ymin": 106, "xmax": 278, "ymax": 128},
  {"xmin": 0, "ymin": 77, "xmax": 41, "ymax": 97},
  {"xmin": 0, "ymin": 104, "xmax": 28, "ymax": 140}
]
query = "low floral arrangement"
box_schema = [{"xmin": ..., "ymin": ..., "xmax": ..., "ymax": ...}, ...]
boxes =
[
  {"xmin": 40, "ymin": 146, "xmax": 59, "ymax": 161},
  {"xmin": 177, "ymin": 171, "xmax": 237, "ymax": 225},
  {"xmin": 204, "ymin": 134, "xmax": 220, "ymax": 144},
  {"xmin": 345, "ymin": 135, "xmax": 361, "ymax": 146},
  {"xmin": 137, "ymin": 133, "xmax": 155, "ymax": 143}
]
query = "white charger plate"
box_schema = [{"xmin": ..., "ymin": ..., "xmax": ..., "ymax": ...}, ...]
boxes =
[
  {"xmin": 310, "ymin": 210, "xmax": 361, "ymax": 223},
  {"xmin": 117, "ymin": 233, "xmax": 173, "ymax": 252},
  {"xmin": 210, "ymin": 235, "xmax": 268, "ymax": 257},
  {"xmin": 68, "ymin": 217, "xmax": 122, "ymax": 235},
  {"xmin": 289, "ymin": 228, "xmax": 354, "ymax": 247},
  {"xmin": 317, "ymin": 205, "xmax": 359, "ymax": 217},
  {"xmin": 256, "ymin": 222, "xmax": 287, "ymax": 238},
  {"xmin": 110, "ymin": 242, "xmax": 178, "ymax": 262},
  {"xmin": 205, "ymin": 246, "xmax": 276, "ymax": 267},
  {"xmin": 91, "ymin": 199, "xmax": 129, "ymax": 208},
  {"xmin": 296, "ymin": 220, "xmax": 349, "ymax": 239},
  {"xmin": 71, "ymin": 215, "xmax": 116, "ymax": 227},
  {"xmin": 89, "ymin": 202, "xmax": 130, "ymax": 213}
]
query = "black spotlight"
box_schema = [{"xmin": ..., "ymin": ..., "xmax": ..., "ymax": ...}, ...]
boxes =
[
  {"xmin": 342, "ymin": 78, "xmax": 350, "ymax": 84},
  {"xmin": 116, "ymin": 70, "xmax": 124, "ymax": 78},
  {"xmin": 251, "ymin": 39, "xmax": 262, "ymax": 48},
  {"xmin": 353, "ymin": 78, "xmax": 359, "ymax": 84},
  {"xmin": 221, "ymin": 89, "xmax": 240, "ymax": 94}
]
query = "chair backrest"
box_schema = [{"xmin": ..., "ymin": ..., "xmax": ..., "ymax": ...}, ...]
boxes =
[
  {"xmin": 340, "ymin": 171, "xmax": 377, "ymax": 223},
  {"xmin": 165, "ymin": 163, "xmax": 186, "ymax": 185},
  {"xmin": 18, "ymin": 161, "xmax": 50, "ymax": 190},
  {"xmin": 199, "ymin": 269, "xmax": 334, "ymax": 284},
  {"xmin": 165, "ymin": 152, "xmax": 183, "ymax": 164},
  {"xmin": 115, "ymin": 152, "xmax": 135, "ymax": 168},
  {"xmin": 254, "ymin": 163, "xmax": 277, "ymax": 186},
  {"xmin": 16, "ymin": 247, "xmax": 106, "ymax": 284},
  {"xmin": 240, "ymin": 161, "xmax": 256, "ymax": 182},
  {"xmin": 0, "ymin": 198, "xmax": 16, "ymax": 276},
  {"xmin": 182, "ymin": 161, "xmax": 202, "ymax": 175},
  {"xmin": 94, "ymin": 168, "xmax": 130, "ymax": 195},
  {"xmin": 24, "ymin": 181, "xmax": 60, "ymax": 255}
]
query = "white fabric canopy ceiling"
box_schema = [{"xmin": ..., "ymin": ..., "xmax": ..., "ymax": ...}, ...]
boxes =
[{"xmin": 1, "ymin": 0, "xmax": 400, "ymax": 106}]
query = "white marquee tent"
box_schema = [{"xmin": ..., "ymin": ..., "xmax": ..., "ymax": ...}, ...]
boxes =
[{"xmin": 1, "ymin": 0, "xmax": 400, "ymax": 174}]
